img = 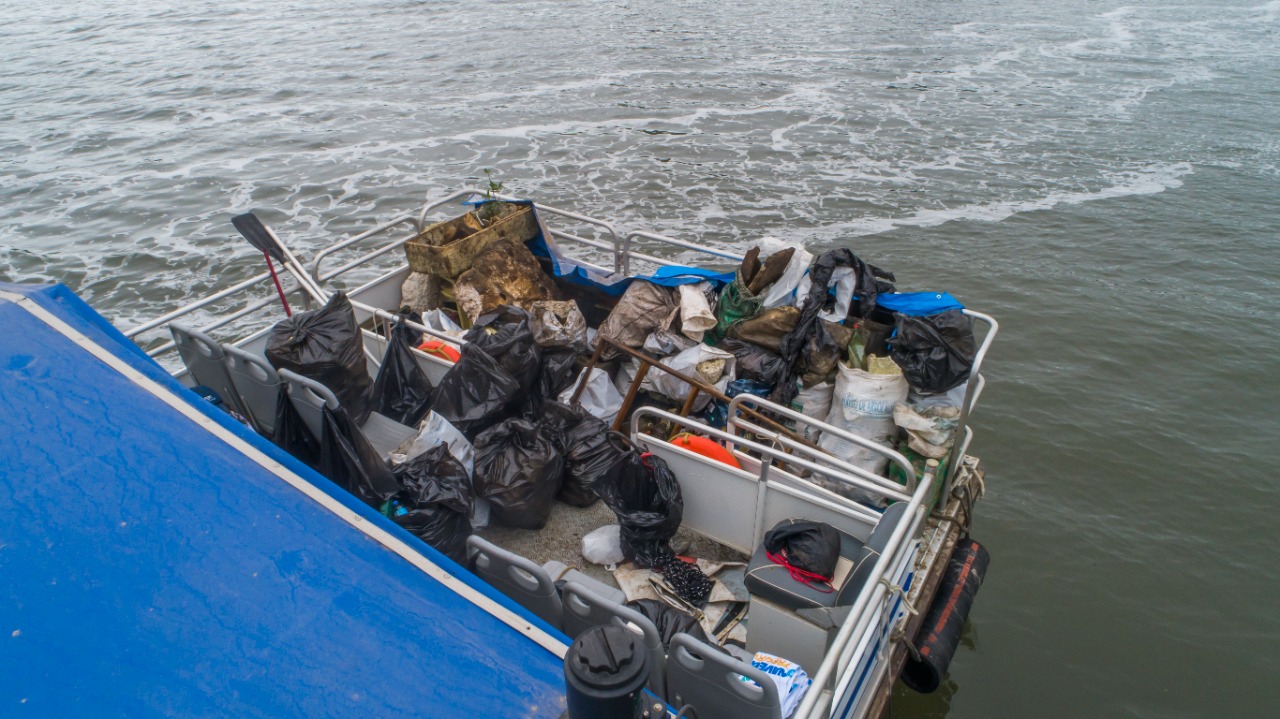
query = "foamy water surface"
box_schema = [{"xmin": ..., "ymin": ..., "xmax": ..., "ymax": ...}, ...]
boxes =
[{"xmin": 2, "ymin": 0, "xmax": 1278, "ymax": 716}]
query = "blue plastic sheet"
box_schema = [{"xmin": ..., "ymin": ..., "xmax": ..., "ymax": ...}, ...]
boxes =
[{"xmin": 0, "ymin": 283, "xmax": 566, "ymax": 718}]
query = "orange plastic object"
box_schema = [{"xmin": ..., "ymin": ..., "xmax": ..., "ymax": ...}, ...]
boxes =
[
  {"xmin": 669, "ymin": 433, "xmax": 742, "ymax": 469},
  {"xmin": 416, "ymin": 340, "xmax": 461, "ymax": 363}
]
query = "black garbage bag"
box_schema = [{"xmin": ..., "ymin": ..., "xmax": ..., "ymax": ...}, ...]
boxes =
[
  {"xmin": 391, "ymin": 444, "xmax": 473, "ymax": 563},
  {"xmin": 626, "ymin": 598, "xmax": 711, "ymax": 650},
  {"xmin": 535, "ymin": 400, "xmax": 579, "ymax": 451},
  {"xmin": 265, "ymin": 292, "xmax": 373, "ymax": 423},
  {"xmin": 562, "ymin": 420, "xmax": 629, "ymax": 508},
  {"xmin": 463, "ymin": 305, "xmax": 542, "ymax": 395},
  {"xmin": 431, "ymin": 344, "xmax": 522, "ymax": 439},
  {"xmin": 890, "ymin": 309, "xmax": 976, "ymax": 394},
  {"xmin": 318, "ymin": 405, "xmax": 400, "ymax": 507},
  {"xmin": 763, "ymin": 519, "xmax": 841, "ymax": 581},
  {"xmin": 371, "ymin": 317, "xmax": 432, "ymax": 427},
  {"xmin": 270, "ymin": 383, "xmax": 319, "ymax": 467},
  {"xmin": 798, "ymin": 321, "xmax": 843, "ymax": 388},
  {"xmin": 718, "ymin": 337, "xmax": 787, "ymax": 385},
  {"xmin": 772, "ymin": 250, "xmax": 895, "ymax": 406},
  {"xmin": 595, "ymin": 451, "xmax": 684, "ymax": 568},
  {"xmin": 472, "ymin": 418, "xmax": 564, "ymax": 530},
  {"xmin": 538, "ymin": 347, "xmax": 580, "ymax": 402}
]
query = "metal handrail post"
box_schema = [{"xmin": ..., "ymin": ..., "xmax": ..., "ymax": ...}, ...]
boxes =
[{"xmin": 943, "ymin": 310, "xmax": 998, "ymax": 495}]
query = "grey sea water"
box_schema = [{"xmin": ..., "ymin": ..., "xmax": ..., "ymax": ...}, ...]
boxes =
[{"xmin": 2, "ymin": 0, "xmax": 1278, "ymax": 716}]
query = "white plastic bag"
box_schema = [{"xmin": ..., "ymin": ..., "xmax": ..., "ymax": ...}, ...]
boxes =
[
  {"xmin": 791, "ymin": 381, "xmax": 833, "ymax": 443},
  {"xmin": 421, "ymin": 309, "xmax": 466, "ymax": 339},
  {"xmin": 643, "ymin": 328, "xmax": 696, "ymax": 356},
  {"xmin": 907, "ymin": 380, "xmax": 969, "ymax": 410},
  {"xmin": 389, "ymin": 410, "xmax": 474, "ymax": 474},
  {"xmin": 796, "ymin": 266, "xmax": 856, "ymax": 321},
  {"xmin": 582, "ymin": 525, "xmax": 625, "ymax": 568},
  {"xmin": 560, "ymin": 367, "xmax": 625, "ymax": 424},
  {"xmin": 677, "ymin": 281, "xmax": 717, "ymax": 341},
  {"xmin": 819, "ymin": 362, "xmax": 908, "ymax": 477},
  {"xmin": 759, "ymin": 237, "xmax": 814, "ymax": 309},
  {"xmin": 643, "ymin": 344, "xmax": 735, "ymax": 412},
  {"xmin": 893, "ymin": 402, "xmax": 960, "ymax": 459}
]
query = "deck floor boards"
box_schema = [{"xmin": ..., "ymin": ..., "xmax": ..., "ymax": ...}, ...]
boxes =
[{"xmin": 477, "ymin": 499, "xmax": 749, "ymax": 591}]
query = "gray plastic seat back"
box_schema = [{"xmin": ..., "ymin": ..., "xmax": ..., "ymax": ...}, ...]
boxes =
[
  {"xmin": 466, "ymin": 536, "xmax": 562, "ymax": 631},
  {"xmin": 666, "ymin": 634, "xmax": 782, "ymax": 719},
  {"xmin": 838, "ymin": 501, "xmax": 910, "ymax": 604},
  {"xmin": 223, "ymin": 345, "xmax": 280, "ymax": 435},
  {"xmin": 277, "ymin": 368, "xmax": 340, "ymax": 442},
  {"xmin": 170, "ymin": 323, "xmax": 248, "ymax": 418},
  {"xmin": 561, "ymin": 581, "xmax": 666, "ymax": 699}
]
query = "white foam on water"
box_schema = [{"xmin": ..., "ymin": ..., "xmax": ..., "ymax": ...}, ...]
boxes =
[{"xmin": 797, "ymin": 162, "xmax": 1195, "ymax": 241}]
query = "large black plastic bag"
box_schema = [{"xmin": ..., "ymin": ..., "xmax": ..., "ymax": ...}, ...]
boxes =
[
  {"xmin": 890, "ymin": 309, "xmax": 976, "ymax": 395},
  {"xmin": 318, "ymin": 406, "xmax": 400, "ymax": 507},
  {"xmin": 270, "ymin": 383, "xmax": 319, "ymax": 467},
  {"xmin": 718, "ymin": 337, "xmax": 787, "ymax": 385},
  {"xmin": 371, "ymin": 317, "xmax": 432, "ymax": 426},
  {"xmin": 265, "ymin": 292, "xmax": 373, "ymax": 423},
  {"xmin": 764, "ymin": 520, "xmax": 841, "ymax": 581},
  {"xmin": 538, "ymin": 348, "xmax": 580, "ymax": 402},
  {"xmin": 562, "ymin": 417, "xmax": 629, "ymax": 508},
  {"xmin": 463, "ymin": 306, "xmax": 542, "ymax": 394},
  {"xmin": 626, "ymin": 598, "xmax": 710, "ymax": 650},
  {"xmin": 472, "ymin": 418, "xmax": 564, "ymax": 530},
  {"xmin": 391, "ymin": 445, "xmax": 473, "ymax": 563},
  {"xmin": 430, "ymin": 344, "xmax": 522, "ymax": 439},
  {"xmin": 596, "ymin": 451, "xmax": 684, "ymax": 568}
]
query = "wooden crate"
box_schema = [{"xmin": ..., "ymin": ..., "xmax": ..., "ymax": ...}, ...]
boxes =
[{"xmin": 404, "ymin": 203, "xmax": 539, "ymax": 280}]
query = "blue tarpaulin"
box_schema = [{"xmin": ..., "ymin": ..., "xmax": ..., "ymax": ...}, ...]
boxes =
[{"xmin": 0, "ymin": 283, "xmax": 566, "ymax": 718}]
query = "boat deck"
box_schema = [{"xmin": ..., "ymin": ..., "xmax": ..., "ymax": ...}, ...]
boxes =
[{"xmin": 478, "ymin": 498, "xmax": 750, "ymax": 591}]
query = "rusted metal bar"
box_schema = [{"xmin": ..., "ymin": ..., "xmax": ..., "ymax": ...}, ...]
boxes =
[
  {"xmin": 594, "ymin": 336, "xmax": 816, "ymax": 451},
  {"xmin": 569, "ymin": 340, "xmax": 606, "ymax": 405},
  {"xmin": 611, "ymin": 362, "xmax": 651, "ymax": 432}
]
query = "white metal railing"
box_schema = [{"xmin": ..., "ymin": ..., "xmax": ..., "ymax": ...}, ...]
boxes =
[
  {"xmin": 726, "ymin": 393, "xmax": 917, "ymax": 498},
  {"xmin": 795, "ymin": 461, "xmax": 937, "ymax": 719},
  {"xmin": 945, "ymin": 310, "xmax": 997, "ymax": 492},
  {"xmin": 630, "ymin": 406, "xmax": 909, "ymax": 534}
]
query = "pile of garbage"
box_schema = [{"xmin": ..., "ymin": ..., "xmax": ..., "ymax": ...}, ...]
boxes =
[
  {"xmin": 260, "ymin": 287, "xmax": 690, "ymax": 565},
  {"xmin": 261, "ymin": 202, "xmax": 980, "ymax": 561}
]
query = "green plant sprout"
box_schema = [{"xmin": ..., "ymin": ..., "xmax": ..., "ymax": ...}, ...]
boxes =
[{"xmin": 477, "ymin": 169, "xmax": 507, "ymax": 224}]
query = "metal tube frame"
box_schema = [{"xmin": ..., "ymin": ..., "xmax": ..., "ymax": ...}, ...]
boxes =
[
  {"xmin": 793, "ymin": 462, "xmax": 938, "ymax": 719},
  {"xmin": 629, "ymin": 407, "xmax": 909, "ymax": 513},
  {"xmin": 726, "ymin": 393, "xmax": 917, "ymax": 496},
  {"xmin": 622, "ymin": 230, "xmax": 745, "ymax": 276},
  {"xmin": 943, "ymin": 310, "xmax": 998, "ymax": 495}
]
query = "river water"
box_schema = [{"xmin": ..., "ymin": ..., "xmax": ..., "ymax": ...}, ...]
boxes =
[{"xmin": 2, "ymin": 0, "xmax": 1278, "ymax": 716}]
